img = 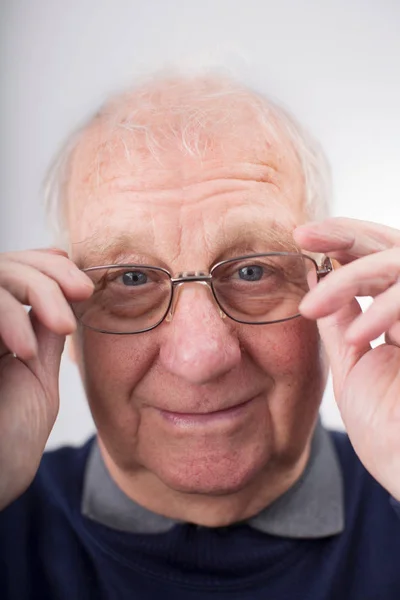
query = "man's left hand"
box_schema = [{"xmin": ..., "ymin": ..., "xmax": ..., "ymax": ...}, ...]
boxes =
[{"xmin": 294, "ymin": 217, "xmax": 400, "ymax": 501}]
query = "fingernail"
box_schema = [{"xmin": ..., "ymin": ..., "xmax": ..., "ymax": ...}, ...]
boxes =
[
  {"xmin": 49, "ymin": 248, "xmax": 69, "ymax": 257},
  {"xmin": 80, "ymin": 276, "xmax": 94, "ymax": 289},
  {"xmin": 295, "ymin": 221, "xmax": 319, "ymax": 232},
  {"xmin": 22, "ymin": 334, "xmax": 38, "ymax": 359},
  {"xmin": 298, "ymin": 297, "xmax": 309, "ymax": 312},
  {"xmin": 71, "ymin": 269, "xmax": 93, "ymax": 288},
  {"xmin": 298, "ymin": 294, "xmax": 316, "ymax": 315}
]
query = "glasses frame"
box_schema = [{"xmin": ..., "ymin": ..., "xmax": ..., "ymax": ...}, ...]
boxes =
[{"xmin": 75, "ymin": 252, "xmax": 334, "ymax": 335}]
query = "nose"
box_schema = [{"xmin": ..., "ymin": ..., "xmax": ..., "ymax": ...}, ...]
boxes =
[{"xmin": 159, "ymin": 284, "xmax": 241, "ymax": 385}]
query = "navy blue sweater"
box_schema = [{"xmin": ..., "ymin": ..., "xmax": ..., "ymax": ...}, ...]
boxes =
[{"xmin": 1, "ymin": 431, "xmax": 400, "ymax": 599}]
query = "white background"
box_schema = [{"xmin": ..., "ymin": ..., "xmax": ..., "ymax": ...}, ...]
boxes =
[{"xmin": 1, "ymin": 0, "xmax": 399, "ymax": 449}]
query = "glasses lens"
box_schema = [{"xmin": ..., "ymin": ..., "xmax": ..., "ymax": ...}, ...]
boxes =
[
  {"xmin": 212, "ymin": 253, "xmax": 317, "ymax": 324},
  {"xmin": 72, "ymin": 266, "xmax": 172, "ymax": 333}
]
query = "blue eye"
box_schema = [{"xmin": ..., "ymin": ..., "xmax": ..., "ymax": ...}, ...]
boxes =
[
  {"xmin": 238, "ymin": 265, "xmax": 264, "ymax": 281},
  {"xmin": 122, "ymin": 271, "xmax": 148, "ymax": 286}
]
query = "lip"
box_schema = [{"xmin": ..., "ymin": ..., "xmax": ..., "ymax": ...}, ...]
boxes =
[{"xmin": 156, "ymin": 396, "xmax": 257, "ymax": 427}]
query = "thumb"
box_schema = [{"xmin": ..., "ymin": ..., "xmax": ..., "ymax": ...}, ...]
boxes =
[{"xmin": 315, "ymin": 298, "xmax": 371, "ymax": 402}]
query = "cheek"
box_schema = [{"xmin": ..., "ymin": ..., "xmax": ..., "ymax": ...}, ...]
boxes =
[
  {"xmin": 242, "ymin": 318, "xmax": 327, "ymax": 457},
  {"xmin": 243, "ymin": 317, "xmax": 324, "ymax": 378},
  {"xmin": 75, "ymin": 330, "xmax": 152, "ymax": 389},
  {"xmin": 72, "ymin": 329, "xmax": 159, "ymax": 462}
]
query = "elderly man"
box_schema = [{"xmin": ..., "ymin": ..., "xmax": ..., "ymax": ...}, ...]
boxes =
[{"xmin": 1, "ymin": 74, "xmax": 400, "ymax": 599}]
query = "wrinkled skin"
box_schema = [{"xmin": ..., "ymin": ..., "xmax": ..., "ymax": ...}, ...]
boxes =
[
  {"xmin": 3, "ymin": 82, "xmax": 400, "ymax": 522},
  {"xmin": 67, "ymin": 119, "xmax": 328, "ymax": 526},
  {"xmin": 295, "ymin": 218, "xmax": 400, "ymax": 502}
]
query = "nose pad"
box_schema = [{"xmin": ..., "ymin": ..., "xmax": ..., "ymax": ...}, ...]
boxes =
[{"xmin": 165, "ymin": 281, "xmax": 226, "ymax": 322}]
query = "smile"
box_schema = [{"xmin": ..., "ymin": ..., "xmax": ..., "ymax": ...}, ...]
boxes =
[{"xmin": 156, "ymin": 396, "xmax": 257, "ymax": 427}]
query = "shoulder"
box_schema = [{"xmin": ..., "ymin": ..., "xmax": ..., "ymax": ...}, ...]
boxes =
[
  {"xmin": 36, "ymin": 437, "xmax": 95, "ymax": 502},
  {"xmin": 328, "ymin": 428, "xmax": 382, "ymax": 496},
  {"xmin": 328, "ymin": 428, "xmax": 377, "ymax": 489},
  {"xmin": 0, "ymin": 438, "xmax": 96, "ymax": 595},
  {"xmin": 0, "ymin": 436, "xmax": 95, "ymax": 532},
  {"xmin": 327, "ymin": 428, "xmax": 400, "ymax": 534}
]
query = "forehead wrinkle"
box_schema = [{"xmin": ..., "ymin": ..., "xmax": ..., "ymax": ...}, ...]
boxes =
[
  {"xmin": 66, "ymin": 87, "xmax": 298, "ymax": 208},
  {"xmin": 71, "ymin": 215, "xmax": 298, "ymax": 270},
  {"xmin": 90, "ymin": 162, "xmax": 280, "ymax": 193},
  {"xmin": 68, "ymin": 150, "xmax": 304, "ymax": 268}
]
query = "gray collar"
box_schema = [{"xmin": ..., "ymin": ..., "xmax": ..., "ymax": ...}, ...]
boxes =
[{"xmin": 82, "ymin": 420, "xmax": 344, "ymax": 538}]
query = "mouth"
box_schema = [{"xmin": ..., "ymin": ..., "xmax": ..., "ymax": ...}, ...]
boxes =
[{"xmin": 156, "ymin": 396, "xmax": 258, "ymax": 427}]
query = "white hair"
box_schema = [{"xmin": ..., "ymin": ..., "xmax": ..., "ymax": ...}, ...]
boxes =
[{"xmin": 43, "ymin": 73, "xmax": 331, "ymax": 247}]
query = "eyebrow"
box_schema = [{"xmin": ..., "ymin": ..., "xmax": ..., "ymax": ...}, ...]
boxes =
[
  {"xmin": 74, "ymin": 222, "xmax": 299, "ymax": 269},
  {"xmin": 212, "ymin": 223, "xmax": 298, "ymax": 259}
]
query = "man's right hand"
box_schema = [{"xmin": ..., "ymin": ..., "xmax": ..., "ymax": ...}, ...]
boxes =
[{"xmin": 0, "ymin": 249, "xmax": 93, "ymax": 509}]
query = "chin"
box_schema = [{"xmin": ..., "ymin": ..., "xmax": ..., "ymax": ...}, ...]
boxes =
[{"xmin": 145, "ymin": 444, "xmax": 270, "ymax": 496}]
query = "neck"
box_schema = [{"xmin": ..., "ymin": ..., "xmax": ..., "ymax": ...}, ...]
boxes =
[{"xmin": 97, "ymin": 438, "xmax": 312, "ymax": 528}]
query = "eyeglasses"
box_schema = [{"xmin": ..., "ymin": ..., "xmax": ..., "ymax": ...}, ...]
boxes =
[{"xmin": 71, "ymin": 252, "xmax": 333, "ymax": 335}]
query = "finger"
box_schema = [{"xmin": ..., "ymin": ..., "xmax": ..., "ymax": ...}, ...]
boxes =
[
  {"xmin": 299, "ymin": 248, "xmax": 400, "ymax": 319},
  {"xmin": 316, "ymin": 298, "xmax": 371, "ymax": 400},
  {"xmin": 294, "ymin": 217, "xmax": 400, "ymax": 264},
  {"xmin": 0, "ymin": 261, "xmax": 77, "ymax": 335},
  {"xmin": 31, "ymin": 247, "xmax": 69, "ymax": 257},
  {"xmin": 345, "ymin": 283, "xmax": 400, "ymax": 345},
  {"xmin": 0, "ymin": 288, "xmax": 38, "ymax": 360},
  {"xmin": 24, "ymin": 312, "xmax": 65, "ymax": 399},
  {"xmin": 3, "ymin": 251, "xmax": 93, "ymax": 300}
]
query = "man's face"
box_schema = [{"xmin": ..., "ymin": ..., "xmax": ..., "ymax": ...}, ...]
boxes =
[{"xmin": 67, "ymin": 116, "xmax": 327, "ymax": 496}]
